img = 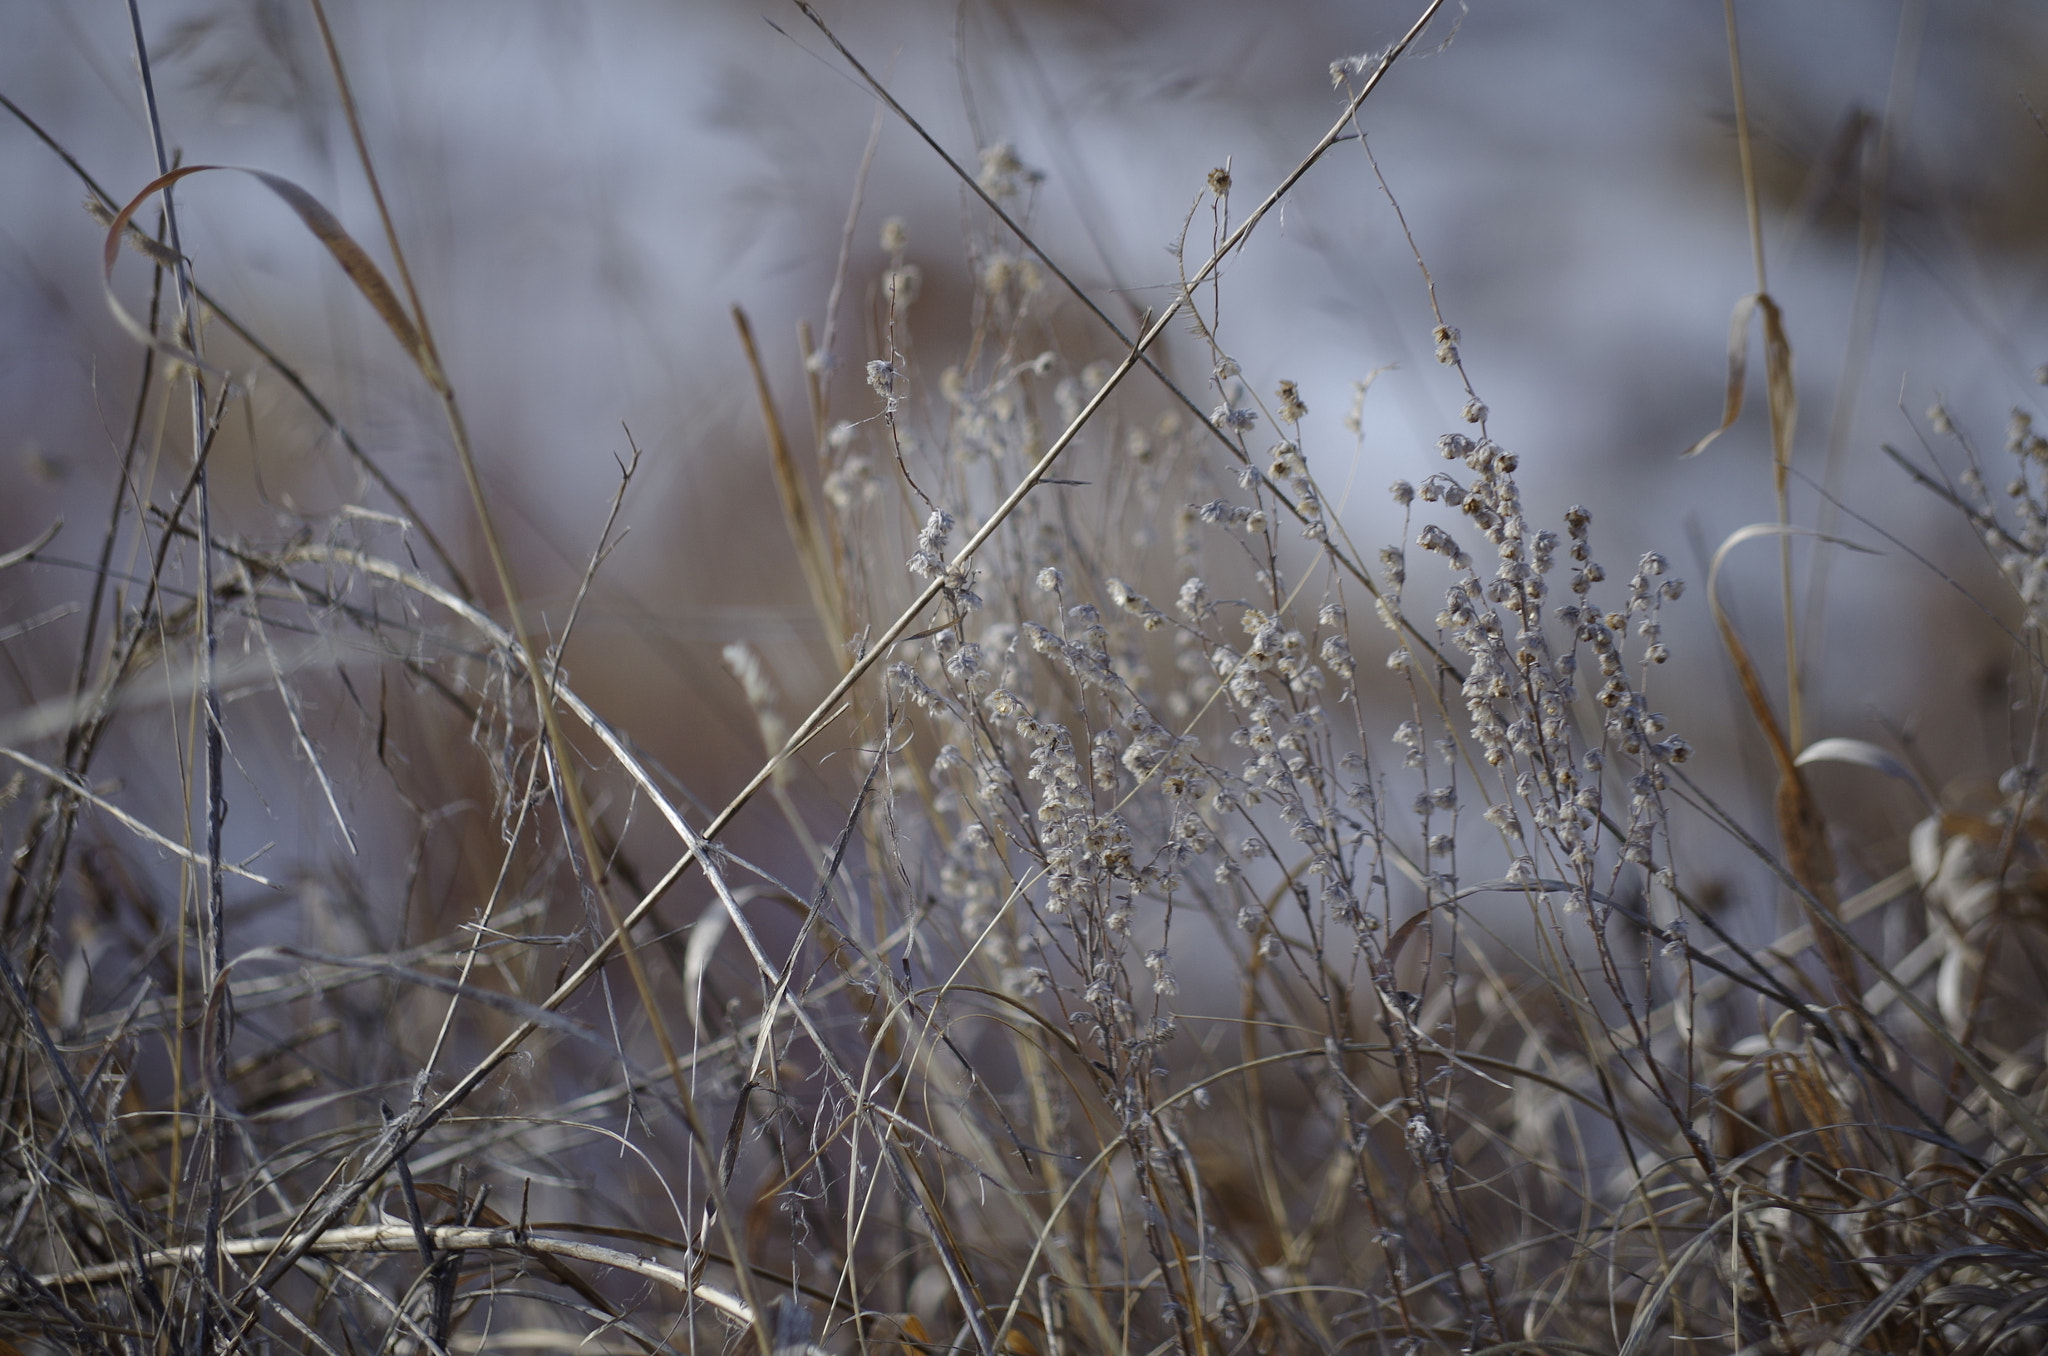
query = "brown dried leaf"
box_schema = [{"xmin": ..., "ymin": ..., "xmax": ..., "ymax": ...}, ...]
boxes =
[
  {"xmin": 1759, "ymin": 291, "xmax": 1797, "ymax": 476},
  {"xmin": 892, "ymin": 1313, "xmax": 931, "ymax": 1355},
  {"xmin": 1682, "ymin": 291, "xmax": 1794, "ymax": 461}
]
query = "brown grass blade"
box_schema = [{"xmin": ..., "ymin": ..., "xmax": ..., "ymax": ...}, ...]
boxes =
[
  {"xmin": 1709, "ymin": 523, "xmax": 1877, "ymax": 1000},
  {"xmin": 733, "ymin": 306, "xmax": 845, "ymax": 661},
  {"xmin": 102, "ymin": 165, "xmax": 435, "ymax": 387}
]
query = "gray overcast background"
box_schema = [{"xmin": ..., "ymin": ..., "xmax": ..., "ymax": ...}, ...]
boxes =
[{"xmin": 3, "ymin": 0, "xmax": 2047, "ymax": 913}]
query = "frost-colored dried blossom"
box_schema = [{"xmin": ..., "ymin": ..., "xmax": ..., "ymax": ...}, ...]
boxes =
[
  {"xmin": 1406, "ymin": 1113, "xmax": 1445, "ymax": 1163},
  {"xmin": 907, "ymin": 510, "xmax": 955, "ymax": 578},
  {"xmin": 978, "ymin": 141, "xmax": 1041, "ymax": 199},
  {"xmin": 981, "ymin": 253, "xmax": 1016, "ymax": 295},
  {"xmin": 1319, "ymin": 634, "xmax": 1354, "ymax": 680},
  {"xmin": 1276, "ymin": 380, "xmax": 1308, "ymax": 423},
  {"xmin": 1144, "ymin": 946, "xmax": 1174, "ymax": 983},
  {"xmin": 1023, "ymin": 622, "xmax": 1063, "ymax": 658}
]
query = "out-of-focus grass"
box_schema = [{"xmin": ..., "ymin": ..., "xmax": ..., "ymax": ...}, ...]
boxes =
[{"xmin": 5, "ymin": 4, "xmax": 2048, "ymax": 1354}]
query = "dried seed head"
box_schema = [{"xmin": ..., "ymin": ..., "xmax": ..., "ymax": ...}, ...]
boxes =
[
  {"xmin": 866, "ymin": 359, "xmax": 901, "ymax": 411},
  {"xmin": 1276, "ymin": 380, "xmax": 1308, "ymax": 423},
  {"xmin": 978, "ymin": 141, "xmax": 1040, "ymax": 198},
  {"xmin": 722, "ymin": 641, "xmax": 778, "ymax": 711},
  {"xmin": 823, "ymin": 455, "xmax": 877, "ymax": 511},
  {"xmin": 908, "ymin": 510, "xmax": 955, "ymax": 578}
]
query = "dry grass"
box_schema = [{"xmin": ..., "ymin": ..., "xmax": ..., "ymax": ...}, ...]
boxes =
[{"xmin": 5, "ymin": 4, "xmax": 2048, "ymax": 1354}]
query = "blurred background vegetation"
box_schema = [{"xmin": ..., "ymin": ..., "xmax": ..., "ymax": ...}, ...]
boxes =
[
  {"xmin": 4, "ymin": 0, "xmax": 2046, "ymax": 903},
  {"xmin": 5, "ymin": 3, "xmax": 2048, "ymax": 1350}
]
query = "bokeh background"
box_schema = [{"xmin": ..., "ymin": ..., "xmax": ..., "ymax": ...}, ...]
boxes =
[{"xmin": 4, "ymin": 0, "xmax": 2048, "ymax": 943}]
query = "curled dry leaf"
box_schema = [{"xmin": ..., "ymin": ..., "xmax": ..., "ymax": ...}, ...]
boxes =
[{"xmin": 1682, "ymin": 289, "xmax": 1796, "ymax": 466}]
